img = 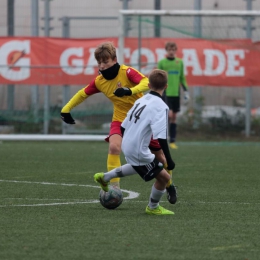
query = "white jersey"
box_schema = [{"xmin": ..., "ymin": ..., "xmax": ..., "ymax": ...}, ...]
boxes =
[{"xmin": 121, "ymin": 91, "xmax": 169, "ymax": 166}]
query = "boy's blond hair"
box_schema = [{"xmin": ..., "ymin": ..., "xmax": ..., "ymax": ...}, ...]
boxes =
[
  {"xmin": 94, "ymin": 42, "xmax": 117, "ymax": 62},
  {"xmin": 149, "ymin": 69, "xmax": 168, "ymax": 90}
]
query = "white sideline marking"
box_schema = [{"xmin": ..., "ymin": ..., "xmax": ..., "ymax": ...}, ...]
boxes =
[
  {"xmin": 187, "ymin": 200, "xmax": 260, "ymax": 205},
  {"xmin": 0, "ymin": 180, "xmax": 140, "ymax": 207},
  {"xmin": 211, "ymin": 244, "xmax": 244, "ymax": 251},
  {"xmin": 0, "ymin": 134, "xmax": 107, "ymax": 141}
]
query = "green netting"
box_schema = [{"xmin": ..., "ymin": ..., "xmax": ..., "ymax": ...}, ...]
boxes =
[
  {"xmin": 127, "ymin": 15, "xmax": 260, "ymax": 41},
  {"xmin": 0, "ymin": 101, "xmax": 113, "ymax": 134},
  {"xmin": 1, "ymin": 13, "xmax": 260, "ymax": 136}
]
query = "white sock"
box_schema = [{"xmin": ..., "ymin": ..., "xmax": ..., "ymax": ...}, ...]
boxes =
[
  {"xmin": 103, "ymin": 164, "xmax": 137, "ymax": 182},
  {"xmin": 148, "ymin": 184, "xmax": 166, "ymax": 209}
]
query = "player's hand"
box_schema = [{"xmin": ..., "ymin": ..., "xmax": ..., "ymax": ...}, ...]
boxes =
[
  {"xmin": 60, "ymin": 113, "xmax": 75, "ymax": 124},
  {"xmin": 167, "ymin": 158, "xmax": 175, "ymax": 171},
  {"xmin": 184, "ymin": 91, "xmax": 190, "ymax": 104},
  {"xmin": 114, "ymin": 87, "xmax": 132, "ymax": 97}
]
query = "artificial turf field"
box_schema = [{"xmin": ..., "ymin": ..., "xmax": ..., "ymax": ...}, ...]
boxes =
[{"xmin": 0, "ymin": 141, "xmax": 259, "ymax": 260}]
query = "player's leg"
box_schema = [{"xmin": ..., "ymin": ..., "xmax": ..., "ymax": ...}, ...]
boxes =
[
  {"xmin": 150, "ymin": 140, "xmax": 177, "ymax": 204},
  {"xmin": 105, "ymin": 121, "xmax": 123, "ymax": 188},
  {"xmin": 150, "ymin": 140, "xmax": 173, "ymax": 187},
  {"xmin": 146, "ymin": 169, "xmax": 174, "ymax": 215},
  {"xmin": 169, "ymin": 109, "xmax": 177, "ymax": 146},
  {"xmin": 107, "ymin": 134, "xmax": 122, "ymax": 188},
  {"xmin": 151, "ymin": 147, "xmax": 172, "ymax": 185},
  {"xmin": 132, "ymin": 159, "xmax": 174, "ymax": 215},
  {"xmin": 94, "ymin": 164, "xmax": 137, "ymax": 191},
  {"xmin": 168, "ymin": 96, "xmax": 180, "ymax": 149}
]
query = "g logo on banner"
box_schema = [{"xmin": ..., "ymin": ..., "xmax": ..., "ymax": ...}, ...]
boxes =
[{"xmin": 0, "ymin": 40, "xmax": 30, "ymax": 81}]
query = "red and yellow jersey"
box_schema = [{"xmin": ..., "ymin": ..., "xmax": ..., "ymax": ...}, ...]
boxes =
[
  {"xmin": 62, "ymin": 65, "xmax": 149, "ymax": 123},
  {"xmin": 85, "ymin": 65, "xmax": 148, "ymax": 122}
]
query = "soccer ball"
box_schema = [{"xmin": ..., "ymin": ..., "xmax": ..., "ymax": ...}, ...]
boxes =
[{"xmin": 99, "ymin": 186, "xmax": 123, "ymax": 210}]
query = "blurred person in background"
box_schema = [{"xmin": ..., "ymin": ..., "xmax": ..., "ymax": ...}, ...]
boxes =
[{"xmin": 158, "ymin": 41, "xmax": 190, "ymax": 149}]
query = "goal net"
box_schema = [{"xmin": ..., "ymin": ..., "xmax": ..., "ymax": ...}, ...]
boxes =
[
  {"xmin": 118, "ymin": 10, "xmax": 260, "ymax": 66},
  {"xmin": 118, "ymin": 10, "xmax": 260, "ymax": 137},
  {"xmin": 1, "ymin": 10, "xmax": 260, "ymax": 139}
]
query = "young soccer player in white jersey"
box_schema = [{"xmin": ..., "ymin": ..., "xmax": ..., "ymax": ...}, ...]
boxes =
[{"xmin": 94, "ymin": 69, "xmax": 176, "ymax": 215}]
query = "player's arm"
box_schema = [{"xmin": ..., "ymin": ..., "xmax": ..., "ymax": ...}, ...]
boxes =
[
  {"xmin": 152, "ymin": 108, "xmax": 175, "ymax": 170},
  {"xmin": 180, "ymin": 60, "xmax": 188, "ymax": 91},
  {"xmin": 157, "ymin": 60, "xmax": 163, "ymax": 70},
  {"xmin": 179, "ymin": 60, "xmax": 190, "ymax": 102},
  {"xmin": 181, "ymin": 84, "xmax": 188, "ymax": 92},
  {"xmin": 129, "ymin": 77, "xmax": 149, "ymax": 95},
  {"xmin": 61, "ymin": 79, "xmax": 100, "ymax": 124},
  {"xmin": 158, "ymin": 139, "xmax": 175, "ymax": 170},
  {"xmin": 114, "ymin": 68, "xmax": 149, "ymax": 97}
]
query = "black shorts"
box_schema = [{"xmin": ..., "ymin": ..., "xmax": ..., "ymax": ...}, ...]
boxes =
[
  {"xmin": 165, "ymin": 96, "xmax": 180, "ymax": 113},
  {"xmin": 132, "ymin": 158, "xmax": 164, "ymax": 182}
]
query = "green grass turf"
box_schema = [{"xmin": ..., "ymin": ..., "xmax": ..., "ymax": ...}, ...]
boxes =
[{"xmin": 0, "ymin": 141, "xmax": 259, "ymax": 260}]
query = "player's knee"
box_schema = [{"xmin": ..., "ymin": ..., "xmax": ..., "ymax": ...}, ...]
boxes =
[
  {"xmin": 109, "ymin": 142, "xmax": 121, "ymax": 154},
  {"xmin": 169, "ymin": 112, "xmax": 177, "ymax": 122},
  {"xmin": 170, "ymin": 116, "xmax": 176, "ymax": 123},
  {"xmin": 161, "ymin": 170, "xmax": 170, "ymax": 184},
  {"xmin": 156, "ymin": 170, "xmax": 170, "ymax": 184}
]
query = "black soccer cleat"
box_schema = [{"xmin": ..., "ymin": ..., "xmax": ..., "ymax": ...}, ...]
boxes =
[{"xmin": 166, "ymin": 184, "xmax": 177, "ymax": 204}]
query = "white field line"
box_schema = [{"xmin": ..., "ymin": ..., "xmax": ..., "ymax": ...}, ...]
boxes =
[
  {"xmin": 4, "ymin": 198, "xmax": 87, "ymax": 201},
  {"xmin": 0, "ymin": 201, "xmax": 101, "ymax": 207},
  {"xmin": 1, "ymin": 180, "xmax": 259, "ymax": 207},
  {"xmin": 4, "ymin": 198, "xmax": 260, "ymax": 205},
  {"xmin": 0, "ymin": 179, "xmax": 140, "ymax": 207},
  {"xmin": 110, "ymin": 200, "xmax": 260, "ymax": 205},
  {"xmin": 2, "ymin": 199, "xmax": 259, "ymax": 207}
]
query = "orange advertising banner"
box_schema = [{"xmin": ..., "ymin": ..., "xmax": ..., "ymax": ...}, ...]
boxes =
[{"xmin": 0, "ymin": 37, "xmax": 259, "ymax": 86}]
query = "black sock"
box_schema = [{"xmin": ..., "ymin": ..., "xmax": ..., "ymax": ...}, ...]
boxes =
[{"xmin": 169, "ymin": 123, "xmax": 177, "ymax": 143}]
